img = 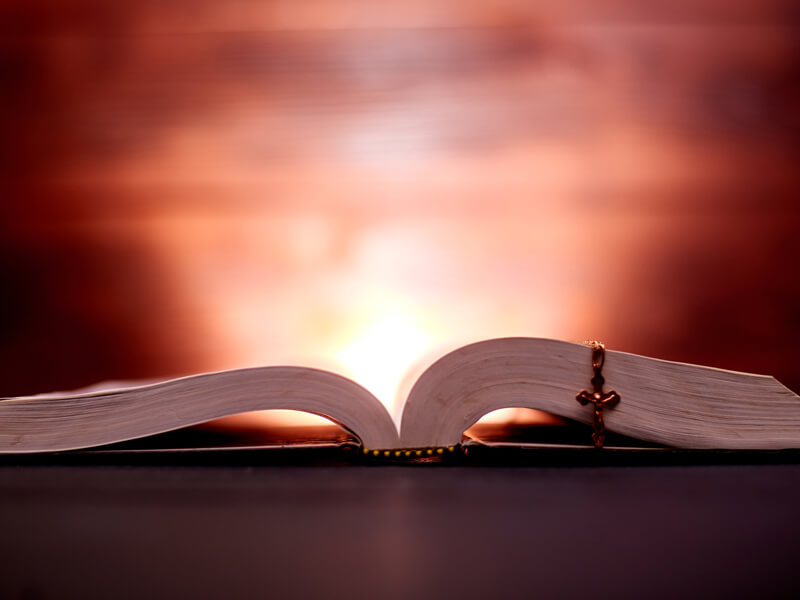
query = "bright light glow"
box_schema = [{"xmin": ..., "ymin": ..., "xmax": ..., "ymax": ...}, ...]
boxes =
[
  {"xmin": 473, "ymin": 407, "xmax": 562, "ymax": 426},
  {"xmin": 335, "ymin": 310, "xmax": 432, "ymax": 411}
]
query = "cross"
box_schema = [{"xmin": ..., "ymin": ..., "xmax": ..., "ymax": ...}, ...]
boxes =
[{"xmin": 576, "ymin": 342, "xmax": 621, "ymax": 448}]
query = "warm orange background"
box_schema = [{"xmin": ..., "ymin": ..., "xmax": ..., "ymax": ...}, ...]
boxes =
[{"xmin": 1, "ymin": 1, "xmax": 799, "ymax": 410}]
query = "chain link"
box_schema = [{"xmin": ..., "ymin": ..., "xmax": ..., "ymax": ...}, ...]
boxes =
[{"xmin": 577, "ymin": 341, "xmax": 621, "ymax": 448}]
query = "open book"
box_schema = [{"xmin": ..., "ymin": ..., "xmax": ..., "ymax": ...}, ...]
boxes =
[{"xmin": 2, "ymin": 337, "xmax": 799, "ymax": 454}]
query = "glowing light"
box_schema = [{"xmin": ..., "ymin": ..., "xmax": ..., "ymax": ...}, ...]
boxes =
[{"xmin": 335, "ymin": 310, "xmax": 432, "ymax": 410}]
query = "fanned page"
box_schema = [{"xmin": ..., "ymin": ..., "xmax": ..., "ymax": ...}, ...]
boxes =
[
  {"xmin": 0, "ymin": 368, "xmax": 400, "ymax": 453},
  {"xmin": 1, "ymin": 337, "xmax": 800, "ymax": 453},
  {"xmin": 400, "ymin": 338, "xmax": 800, "ymax": 450}
]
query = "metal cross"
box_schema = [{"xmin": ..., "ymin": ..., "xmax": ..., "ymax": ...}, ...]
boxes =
[{"xmin": 576, "ymin": 342, "xmax": 620, "ymax": 448}]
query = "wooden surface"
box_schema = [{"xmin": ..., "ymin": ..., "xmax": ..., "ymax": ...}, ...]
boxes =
[{"xmin": 0, "ymin": 461, "xmax": 797, "ymax": 599}]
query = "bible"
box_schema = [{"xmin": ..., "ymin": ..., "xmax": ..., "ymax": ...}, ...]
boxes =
[{"xmin": 1, "ymin": 337, "xmax": 799, "ymax": 454}]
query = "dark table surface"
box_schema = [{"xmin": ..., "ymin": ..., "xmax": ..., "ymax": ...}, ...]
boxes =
[{"xmin": 0, "ymin": 455, "xmax": 798, "ymax": 600}]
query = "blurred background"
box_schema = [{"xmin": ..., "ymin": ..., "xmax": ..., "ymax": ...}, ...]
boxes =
[{"xmin": 1, "ymin": 0, "xmax": 799, "ymax": 414}]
